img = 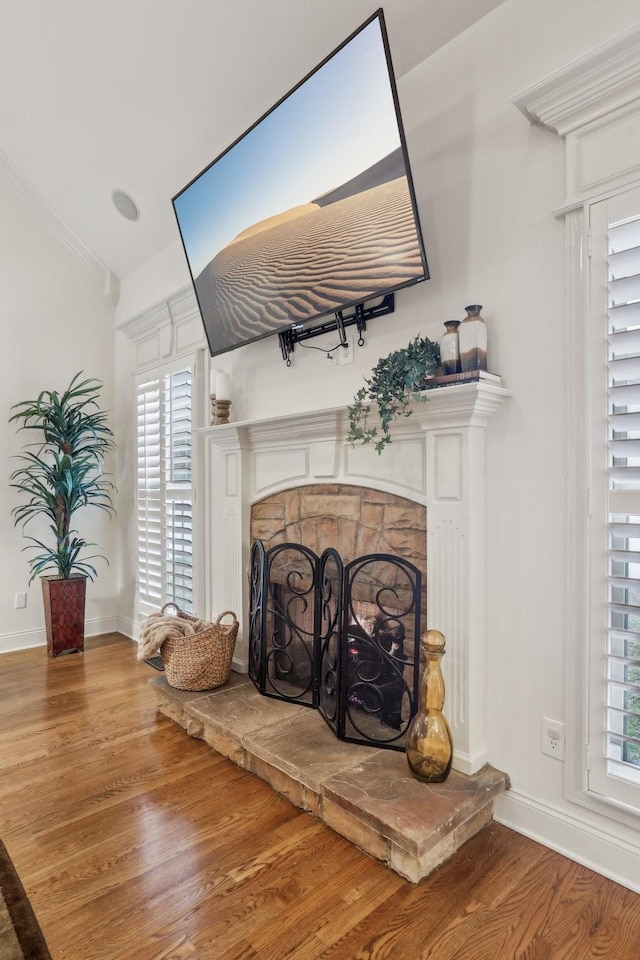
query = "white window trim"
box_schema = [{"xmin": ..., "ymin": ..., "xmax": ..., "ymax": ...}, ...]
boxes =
[
  {"xmin": 119, "ymin": 286, "xmax": 208, "ymax": 625},
  {"xmin": 513, "ymin": 24, "xmax": 640, "ymax": 827},
  {"xmin": 136, "ymin": 360, "xmax": 196, "ymax": 618}
]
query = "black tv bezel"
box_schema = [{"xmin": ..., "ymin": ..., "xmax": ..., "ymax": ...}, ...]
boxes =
[{"xmin": 172, "ymin": 7, "xmax": 429, "ymax": 358}]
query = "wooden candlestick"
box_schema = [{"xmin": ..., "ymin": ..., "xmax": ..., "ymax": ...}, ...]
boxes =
[{"xmin": 215, "ymin": 399, "xmax": 231, "ymax": 425}]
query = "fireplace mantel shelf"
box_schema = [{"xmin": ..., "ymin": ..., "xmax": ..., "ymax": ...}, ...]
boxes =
[{"xmin": 199, "ymin": 381, "xmax": 510, "ymax": 448}]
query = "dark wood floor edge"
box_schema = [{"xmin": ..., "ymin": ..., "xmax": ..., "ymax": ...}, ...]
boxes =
[{"xmin": 0, "ymin": 840, "xmax": 53, "ymax": 960}]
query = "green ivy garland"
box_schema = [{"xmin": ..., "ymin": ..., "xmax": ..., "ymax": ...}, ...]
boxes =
[{"xmin": 347, "ymin": 334, "xmax": 440, "ymax": 454}]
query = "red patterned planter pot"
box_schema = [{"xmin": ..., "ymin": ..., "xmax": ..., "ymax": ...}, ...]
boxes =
[{"xmin": 41, "ymin": 576, "xmax": 86, "ymax": 656}]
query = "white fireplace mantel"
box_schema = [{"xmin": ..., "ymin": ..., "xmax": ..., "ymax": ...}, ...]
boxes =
[{"xmin": 200, "ymin": 381, "xmax": 509, "ymax": 775}]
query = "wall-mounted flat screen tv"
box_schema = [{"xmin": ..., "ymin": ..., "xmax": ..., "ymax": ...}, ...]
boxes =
[{"xmin": 172, "ymin": 8, "xmax": 429, "ymax": 357}]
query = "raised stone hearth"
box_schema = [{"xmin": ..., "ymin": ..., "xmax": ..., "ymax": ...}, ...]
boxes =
[{"xmin": 150, "ymin": 673, "xmax": 509, "ymax": 883}]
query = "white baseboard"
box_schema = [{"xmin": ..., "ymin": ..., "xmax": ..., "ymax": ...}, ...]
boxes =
[
  {"xmin": 86, "ymin": 616, "xmax": 118, "ymax": 637},
  {"xmin": 0, "ymin": 627, "xmax": 46, "ymax": 654},
  {"xmin": 232, "ymin": 654, "xmax": 249, "ymax": 674},
  {"xmin": 0, "ymin": 616, "xmax": 121, "ymax": 655},
  {"xmin": 117, "ymin": 616, "xmax": 137, "ymax": 641},
  {"xmin": 453, "ymin": 746, "xmax": 489, "ymax": 777},
  {"xmin": 494, "ymin": 788, "xmax": 640, "ymax": 895}
]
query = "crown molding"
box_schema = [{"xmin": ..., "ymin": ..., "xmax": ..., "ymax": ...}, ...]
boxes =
[
  {"xmin": 512, "ymin": 24, "xmax": 640, "ymax": 137},
  {"xmin": 117, "ymin": 299, "xmax": 173, "ymax": 343},
  {"xmin": 116, "ymin": 284, "xmax": 197, "ymax": 343},
  {"xmin": 0, "ymin": 145, "xmax": 108, "ymax": 282}
]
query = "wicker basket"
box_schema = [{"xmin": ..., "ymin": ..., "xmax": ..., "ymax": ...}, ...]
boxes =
[{"xmin": 160, "ymin": 604, "xmax": 239, "ymax": 691}]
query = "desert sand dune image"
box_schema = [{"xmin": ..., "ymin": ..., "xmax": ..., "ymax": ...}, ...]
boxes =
[
  {"xmin": 195, "ymin": 173, "xmax": 423, "ymax": 355},
  {"xmin": 227, "ymin": 203, "xmax": 320, "ymax": 246}
]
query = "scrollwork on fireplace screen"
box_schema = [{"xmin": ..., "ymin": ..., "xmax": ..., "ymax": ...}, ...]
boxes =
[
  {"xmin": 249, "ymin": 539, "xmax": 422, "ymax": 751},
  {"xmin": 248, "ymin": 538, "xmax": 266, "ymax": 689}
]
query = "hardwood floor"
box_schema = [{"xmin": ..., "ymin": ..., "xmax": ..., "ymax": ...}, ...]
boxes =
[{"xmin": 1, "ymin": 633, "xmax": 639, "ymax": 959}]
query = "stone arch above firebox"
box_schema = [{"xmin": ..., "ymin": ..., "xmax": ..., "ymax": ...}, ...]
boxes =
[{"xmin": 249, "ymin": 483, "xmax": 427, "ymax": 591}]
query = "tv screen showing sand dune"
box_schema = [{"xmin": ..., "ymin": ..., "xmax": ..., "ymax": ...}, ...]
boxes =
[{"xmin": 172, "ymin": 11, "xmax": 428, "ymax": 356}]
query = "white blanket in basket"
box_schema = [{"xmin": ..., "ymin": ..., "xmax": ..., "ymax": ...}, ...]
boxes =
[{"xmin": 137, "ymin": 613, "xmax": 207, "ymax": 661}]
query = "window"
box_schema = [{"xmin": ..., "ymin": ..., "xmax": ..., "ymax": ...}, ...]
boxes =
[
  {"xmin": 511, "ymin": 22, "xmax": 640, "ymax": 845},
  {"xmin": 137, "ymin": 363, "xmax": 194, "ymax": 616},
  {"xmin": 588, "ymin": 187, "xmax": 640, "ymax": 811}
]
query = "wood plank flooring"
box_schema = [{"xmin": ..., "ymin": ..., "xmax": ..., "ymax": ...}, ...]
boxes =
[{"xmin": 1, "ymin": 633, "xmax": 639, "ymax": 959}]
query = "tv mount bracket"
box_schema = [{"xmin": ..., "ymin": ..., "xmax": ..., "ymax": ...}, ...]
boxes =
[{"xmin": 278, "ymin": 293, "xmax": 395, "ymax": 366}]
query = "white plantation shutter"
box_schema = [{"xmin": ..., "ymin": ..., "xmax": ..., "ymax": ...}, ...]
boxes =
[
  {"xmin": 605, "ymin": 215, "xmax": 640, "ymax": 783},
  {"xmin": 163, "ymin": 368, "xmax": 193, "ymax": 610},
  {"xmin": 137, "ymin": 363, "xmax": 194, "ymax": 616},
  {"xmin": 137, "ymin": 379, "xmax": 162, "ymax": 606},
  {"xmin": 588, "ymin": 190, "xmax": 640, "ymax": 811}
]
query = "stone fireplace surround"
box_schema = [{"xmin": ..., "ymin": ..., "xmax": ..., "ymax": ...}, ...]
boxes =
[{"xmin": 202, "ymin": 381, "xmax": 509, "ymax": 776}]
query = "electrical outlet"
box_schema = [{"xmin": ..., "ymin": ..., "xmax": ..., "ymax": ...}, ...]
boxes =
[
  {"xmin": 15, "ymin": 592, "xmax": 27, "ymax": 609},
  {"xmin": 327, "ymin": 349, "xmax": 339, "ymax": 366},
  {"xmin": 541, "ymin": 717, "xmax": 565, "ymax": 760},
  {"xmin": 327, "ymin": 334, "xmax": 354, "ymax": 366}
]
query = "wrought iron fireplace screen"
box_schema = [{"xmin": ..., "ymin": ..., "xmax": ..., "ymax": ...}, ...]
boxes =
[{"xmin": 249, "ymin": 539, "xmax": 422, "ymax": 751}]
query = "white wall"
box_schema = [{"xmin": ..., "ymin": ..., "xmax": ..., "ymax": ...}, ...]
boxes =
[
  {"xmin": 115, "ymin": 0, "xmax": 640, "ymax": 890},
  {"xmin": 0, "ymin": 176, "xmax": 117, "ymax": 652}
]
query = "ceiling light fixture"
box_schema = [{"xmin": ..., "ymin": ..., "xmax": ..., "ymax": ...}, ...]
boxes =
[{"xmin": 111, "ymin": 189, "xmax": 140, "ymax": 222}]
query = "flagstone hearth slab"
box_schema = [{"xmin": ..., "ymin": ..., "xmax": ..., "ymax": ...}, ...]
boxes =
[
  {"xmin": 150, "ymin": 672, "xmax": 252, "ymax": 738},
  {"xmin": 243, "ymin": 711, "xmax": 379, "ymax": 816},
  {"xmin": 184, "ymin": 680, "xmax": 311, "ymax": 767},
  {"xmin": 149, "ymin": 675, "xmax": 509, "ymax": 883},
  {"xmin": 321, "ymin": 753, "xmax": 508, "ymax": 883}
]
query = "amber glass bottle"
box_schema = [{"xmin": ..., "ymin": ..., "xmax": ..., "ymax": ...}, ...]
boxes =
[{"xmin": 406, "ymin": 629, "xmax": 453, "ymax": 783}]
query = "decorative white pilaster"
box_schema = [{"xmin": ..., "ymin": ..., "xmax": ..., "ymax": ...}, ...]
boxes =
[
  {"xmin": 418, "ymin": 384, "xmax": 509, "ymax": 773},
  {"xmin": 201, "ymin": 381, "xmax": 509, "ymax": 773},
  {"xmin": 204, "ymin": 430, "xmax": 250, "ymax": 666}
]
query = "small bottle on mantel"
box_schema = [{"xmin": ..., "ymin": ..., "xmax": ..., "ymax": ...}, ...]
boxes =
[
  {"xmin": 459, "ymin": 304, "xmax": 487, "ymax": 372},
  {"xmin": 406, "ymin": 629, "xmax": 453, "ymax": 783}
]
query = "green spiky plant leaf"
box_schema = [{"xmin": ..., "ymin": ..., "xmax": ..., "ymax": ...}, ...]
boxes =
[
  {"xmin": 347, "ymin": 335, "xmax": 440, "ymax": 454},
  {"xmin": 9, "ymin": 372, "xmax": 116, "ymax": 583}
]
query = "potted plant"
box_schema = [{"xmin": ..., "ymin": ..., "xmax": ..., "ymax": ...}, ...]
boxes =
[
  {"xmin": 9, "ymin": 372, "xmax": 115, "ymax": 656},
  {"xmin": 347, "ymin": 334, "xmax": 440, "ymax": 454}
]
